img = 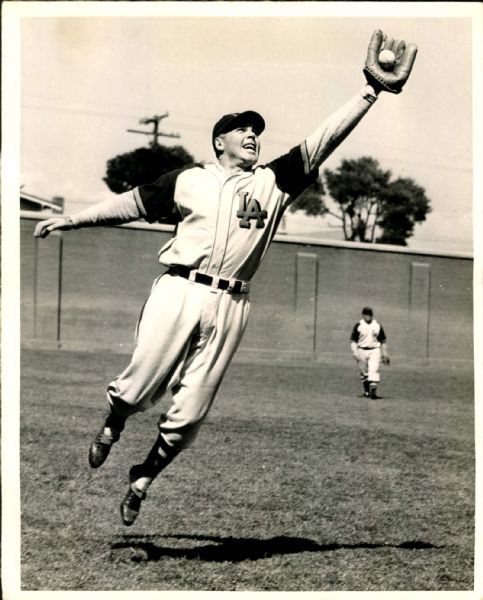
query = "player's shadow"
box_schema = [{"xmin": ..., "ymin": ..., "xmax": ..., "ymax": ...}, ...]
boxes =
[{"xmin": 111, "ymin": 533, "xmax": 438, "ymax": 563}]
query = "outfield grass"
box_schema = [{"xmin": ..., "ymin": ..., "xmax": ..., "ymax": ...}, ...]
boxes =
[{"xmin": 19, "ymin": 349, "xmax": 474, "ymax": 591}]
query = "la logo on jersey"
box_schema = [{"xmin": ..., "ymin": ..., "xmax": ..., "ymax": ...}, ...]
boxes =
[{"xmin": 237, "ymin": 192, "xmax": 267, "ymax": 229}]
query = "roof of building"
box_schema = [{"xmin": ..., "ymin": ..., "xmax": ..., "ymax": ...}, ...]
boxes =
[{"xmin": 20, "ymin": 191, "xmax": 63, "ymax": 212}]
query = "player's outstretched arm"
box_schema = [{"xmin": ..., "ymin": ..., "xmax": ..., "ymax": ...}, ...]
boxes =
[{"xmin": 33, "ymin": 191, "xmax": 143, "ymax": 240}]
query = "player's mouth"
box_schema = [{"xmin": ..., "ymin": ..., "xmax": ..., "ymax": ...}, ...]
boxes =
[{"xmin": 242, "ymin": 143, "xmax": 257, "ymax": 153}]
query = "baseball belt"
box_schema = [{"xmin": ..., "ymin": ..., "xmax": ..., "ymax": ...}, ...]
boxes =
[{"xmin": 168, "ymin": 266, "xmax": 250, "ymax": 294}]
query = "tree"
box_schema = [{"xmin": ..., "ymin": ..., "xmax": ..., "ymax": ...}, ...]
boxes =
[
  {"xmin": 103, "ymin": 145, "xmax": 194, "ymax": 194},
  {"xmin": 377, "ymin": 177, "xmax": 431, "ymax": 245},
  {"xmin": 290, "ymin": 156, "xmax": 431, "ymax": 246},
  {"xmin": 290, "ymin": 178, "xmax": 327, "ymax": 217}
]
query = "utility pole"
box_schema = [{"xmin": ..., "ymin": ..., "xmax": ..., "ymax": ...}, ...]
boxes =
[{"xmin": 127, "ymin": 112, "xmax": 180, "ymax": 147}]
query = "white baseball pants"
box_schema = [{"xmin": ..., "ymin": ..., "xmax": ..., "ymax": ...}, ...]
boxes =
[
  {"xmin": 357, "ymin": 347, "xmax": 381, "ymax": 382},
  {"xmin": 106, "ymin": 272, "xmax": 250, "ymax": 450}
]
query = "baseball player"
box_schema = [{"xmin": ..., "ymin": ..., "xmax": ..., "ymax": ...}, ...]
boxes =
[
  {"xmin": 350, "ymin": 306, "xmax": 390, "ymax": 399},
  {"xmin": 34, "ymin": 30, "xmax": 416, "ymax": 526}
]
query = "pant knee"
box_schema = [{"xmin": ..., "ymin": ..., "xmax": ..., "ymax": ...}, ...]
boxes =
[
  {"xmin": 107, "ymin": 383, "xmax": 153, "ymax": 417},
  {"xmin": 157, "ymin": 412, "xmax": 203, "ymax": 451}
]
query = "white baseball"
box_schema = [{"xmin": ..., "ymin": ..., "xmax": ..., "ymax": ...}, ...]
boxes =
[{"xmin": 378, "ymin": 49, "xmax": 396, "ymax": 71}]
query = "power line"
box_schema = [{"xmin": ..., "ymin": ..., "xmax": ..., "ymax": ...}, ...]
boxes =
[
  {"xmin": 264, "ymin": 135, "xmax": 472, "ymax": 174},
  {"xmin": 22, "ymin": 102, "xmax": 472, "ymax": 174},
  {"xmin": 22, "ymin": 103, "xmax": 139, "ymax": 121}
]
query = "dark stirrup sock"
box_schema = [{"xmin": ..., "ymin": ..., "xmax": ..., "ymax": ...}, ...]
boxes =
[{"xmin": 134, "ymin": 434, "xmax": 180, "ymax": 480}]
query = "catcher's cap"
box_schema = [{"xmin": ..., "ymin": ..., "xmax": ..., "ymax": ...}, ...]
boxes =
[
  {"xmin": 362, "ymin": 306, "xmax": 373, "ymax": 316},
  {"xmin": 212, "ymin": 110, "xmax": 265, "ymax": 145}
]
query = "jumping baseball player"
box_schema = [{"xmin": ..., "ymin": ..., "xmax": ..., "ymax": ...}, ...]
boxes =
[
  {"xmin": 34, "ymin": 30, "xmax": 416, "ymax": 526},
  {"xmin": 350, "ymin": 306, "xmax": 390, "ymax": 399}
]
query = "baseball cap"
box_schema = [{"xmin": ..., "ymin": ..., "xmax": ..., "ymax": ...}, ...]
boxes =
[
  {"xmin": 362, "ymin": 306, "xmax": 373, "ymax": 316},
  {"xmin": 212, "ymin": 110, "xmax": 265, "ymax": 144}
]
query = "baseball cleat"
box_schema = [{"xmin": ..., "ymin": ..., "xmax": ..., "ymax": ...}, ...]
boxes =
[
  {"xmin": 120, "ymin": 475, "xmax": 146, "ymax": 526},
  {"xmin": 88, "ymin": 429, "xmax": 120, "ymax": 468}
]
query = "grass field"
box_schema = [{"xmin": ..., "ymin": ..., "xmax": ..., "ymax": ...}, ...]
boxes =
[{"xmin": 18, "ymin": 348, "xmax": 474, "ymax": 592}]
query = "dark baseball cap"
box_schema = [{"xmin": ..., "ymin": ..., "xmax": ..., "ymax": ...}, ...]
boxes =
[
  {"xmin": 362, "ymin": 306, "xmax": 373, "ymax": 316},
  {"xmin": 212, "ymin": 110, "xmax": 265, "ymax": 143}
]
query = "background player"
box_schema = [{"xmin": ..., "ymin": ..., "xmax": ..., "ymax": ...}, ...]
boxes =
[
  {"xmin": 350, "ymin": 306, "xmax": 390, "ymax": 399},
  {"xmin": 33, "ymin": 29, "xmax": 416, "ymax": 526}
]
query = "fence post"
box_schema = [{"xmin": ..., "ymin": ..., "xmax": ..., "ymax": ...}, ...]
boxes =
[
  {"xmin": 32, "ymin": 231, "xmax": 63, "ymax": 345},
  {"xmin": 57, "ymin": 235, "xmax": 63, "ymax": 348},
  {"xmin": 409, "ymin": 262, "xmax": 431, "ymax": 361},
  {"xmin": 295, "ymin": 252, "xmax": 318, "ymax": 354}
]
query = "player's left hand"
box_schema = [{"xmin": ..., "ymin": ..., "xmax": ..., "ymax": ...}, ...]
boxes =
[
  {"xmin": 363, "ymin": 29, "xmax": 418, "ymax": 94},
  {"xmin": 33, "ymin": 216, "xmax": 74, "ymax": 238}
]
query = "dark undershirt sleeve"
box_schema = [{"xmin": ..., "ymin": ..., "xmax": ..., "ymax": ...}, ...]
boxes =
[
  {"xmin": 377, "ymin": 326, "xmax": 387, "ymax": 344},
  {"xmin": 350, "ymin": 324, "xmax": 360, "ymax": 343},
  {"xmin": 266, "ymin": 143, "xmax": 318, "ymax": 200},
  {"xmin": 134, "ymin": 165, "xmax": 198, "ymax": 224}
]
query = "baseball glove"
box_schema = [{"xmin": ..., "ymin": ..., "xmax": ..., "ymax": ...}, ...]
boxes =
[{"xmin": 363, "ymin": 29, "xmax": 418, "ymax": 94}]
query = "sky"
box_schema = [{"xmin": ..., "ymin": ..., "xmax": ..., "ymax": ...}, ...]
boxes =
[{"xmin": 9, "ymin": 3, "xmax": 481, "ymax": 254}]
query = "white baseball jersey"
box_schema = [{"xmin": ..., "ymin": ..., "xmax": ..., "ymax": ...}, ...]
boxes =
[
  {"xmin": 351, "ymin": 318, "xmax": 387, "ymax": 349},
  {"xmin": 133, "ymin": 148, "xmax": 315, "ymax": 282},
  {"xmin": 127, "ymin": 85, "xmax": 378, "ymax": 283}
]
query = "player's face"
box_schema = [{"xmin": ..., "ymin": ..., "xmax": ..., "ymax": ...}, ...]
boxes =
[
  {"xmin": 363, "ymin": 314, "xmax": 373, "ymax": 323},
  {"xmin": 217, "ymin": 125, "xmax": 260, "ymax": 167}
]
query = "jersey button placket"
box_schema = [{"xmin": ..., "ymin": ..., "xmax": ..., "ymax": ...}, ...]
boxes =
[{"xmin": 208, "ymin": 177, "xmax": 238, "ymax": 275}]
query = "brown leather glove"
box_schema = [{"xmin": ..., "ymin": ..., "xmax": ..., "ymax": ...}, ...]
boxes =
[{"xmin": 363, "ymin": 29, "xmax": 418, "ymax": 94}]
